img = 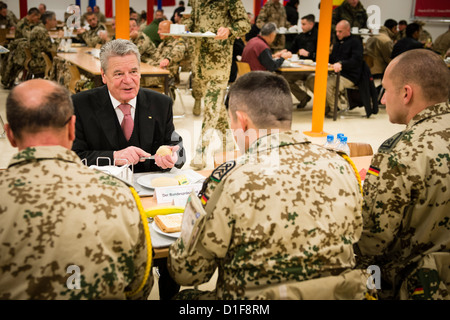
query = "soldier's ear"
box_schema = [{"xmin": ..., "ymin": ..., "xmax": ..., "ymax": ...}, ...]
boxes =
[
  {"xmin": 4, "ymin": 124, "xmax": 17, "ymax": 148},
  {"xmin": 235, "ymin": 110, "xmax": 249, "ymax": 131}
]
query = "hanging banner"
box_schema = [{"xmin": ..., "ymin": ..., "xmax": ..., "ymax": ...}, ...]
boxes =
[
  {"xmin": 19, "ymin": 0, "xmax": 27, "ymax": 19},
  {"xmin": 414, "ymin": 0, "xmax": 450, "ymax": 18},
  {"xmin": 105, "ymin": 0, "xmax": 113, "ymax": 18},
  {"xmin": 162, "ymin": 0, "xmax": 176, "ymax": 6}
]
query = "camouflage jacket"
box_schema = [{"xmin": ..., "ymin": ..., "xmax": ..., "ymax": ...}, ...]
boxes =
[
  {"xmin": 364, "ymin": 26, "xmax": 395, "ymax": 75},
  {"xmin": 147, "ymin": 37, "xmax": 188, "ymax": 79},
  {"xmin": 355, "ymin": 101, "xmax": 450, "ymax": 300},
  {"xmin": 0, "ymin": 146, "xmax": 152, "ymax": 300},
  {"xmin": 185, "ymin": 0, "xmax": 250, "ymax": 78},
  {"xmin": 169, "ymin": 130, "xmax": 364, "ymax": 299},
  {"xmin": 29, "ymin": 26, "xmax": 59, "ymax": 74},
  {"xmin": 255, "ymin": 0, "xmax": 289, "ymax": 30},
  {"xmin": 332, "ymin": 1, "xmax": 368, "ymax": 29},
  {"xmin": 78, "ymin": 23, "xmax": 106, "ymax": 47},
  {"xmin": 15, "ymin": 17, "xmax": 42, "ymax": 39},
  {"xmin": 0, "ymin": 13, "xmax": 15, "ymax": 29},
  {"xmin": 131, "ymin": 31, "xmax": 156, "ymax": 63},
  {"xmin": 433, "ymin": 29, "xmax": 450, "ymax": 56}
]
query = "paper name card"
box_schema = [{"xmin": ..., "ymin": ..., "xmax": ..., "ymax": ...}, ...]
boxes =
[{"xmin": 154, "ymin": 183, "xmax": 203, "ymax": 204}]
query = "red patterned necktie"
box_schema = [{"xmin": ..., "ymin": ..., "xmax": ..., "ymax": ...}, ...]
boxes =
[{"xmin": 118, "ymin": 103, "xmax": 134, "ymax": 141}]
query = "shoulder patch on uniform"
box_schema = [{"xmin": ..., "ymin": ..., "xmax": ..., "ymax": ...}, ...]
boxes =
[
  {"xmin": 367, "ymin": 165, "xmax": 380, "ymax": 177},
  {"xmin": 378, "ymin": 131, "xmax": 405, "ymax": 153},
  {"xmin": 210, "ymin": 160, "xmax": 236, "ymax": 183}
]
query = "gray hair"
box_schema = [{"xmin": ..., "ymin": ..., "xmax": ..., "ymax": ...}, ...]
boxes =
[
  {"xmin": 260, "ymin": 22, "xmax": 278, "ymax": 37},
  {"xmin": 100, "ymin": 39, "xmax": 141, "ymax": 73}
]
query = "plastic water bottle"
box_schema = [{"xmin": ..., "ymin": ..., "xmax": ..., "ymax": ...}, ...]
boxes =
[
  {"xmin": 333, "ymin": 133, "xmax": 344, "ymax": 149},
  {"xmin": 323, "ymin": 134, "xmax": 335, "ymax": 150},
  {"xmin": 336, "ymin": 136, "xmax": 350, "ymax": 155}
]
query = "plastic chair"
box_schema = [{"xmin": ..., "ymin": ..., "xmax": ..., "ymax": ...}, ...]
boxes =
[
  {"xmin": 41, "ymin": 52, "xmax": 52, "ymax": 80},
  {"xmin": 236, "ymin": 61, "xmax": 251, "ymax": 77}
]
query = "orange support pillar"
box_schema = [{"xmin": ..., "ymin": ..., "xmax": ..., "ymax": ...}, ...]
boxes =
[
  {"xmin": 115, "ymin": 0, "xmax": 130, "ymax": 40},
  {"xmin": 303, "ymin": 0, "xmax": 333, "ymax": 137}
]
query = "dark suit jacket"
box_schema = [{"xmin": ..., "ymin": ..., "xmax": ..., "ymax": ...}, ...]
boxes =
[{"xmin": 72, "ymin": 85, "xmax": 185, "ymax": 173}]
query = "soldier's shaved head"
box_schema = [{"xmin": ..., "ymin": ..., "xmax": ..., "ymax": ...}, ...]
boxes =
[
  {"xmin": 387, "ymin": 49, "xmax": 450, "ymax": 103},
  {"xmin": 6, "ymin": 79, "xmax": 74, "ymax": 140}
]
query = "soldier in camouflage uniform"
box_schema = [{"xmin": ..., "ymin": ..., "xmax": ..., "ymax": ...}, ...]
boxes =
[
  {"xmin": 0, "ymin": 38, "xmax": 29, "ymax": 88},
  {"xmin": 0, "ymin": 79, "xmax": 153, "ymax": 300},
  {"xmin": 256, "ymin": 0, "xmax": 289, "ymax": 51},
  {"xmin": 355, "ymin": 49, "xmax": 450, "ymax": 300},
  {"xmin": 185, "ymin": 0, "xmax": 250, "ymax": 170},
  {"xmin": 15, "ymin": 7, "xmax": 42, "ymax": 39},
  {"xmin": 168, "ymin": 72, "xmax": 372, "ymax": 300},
  {"xmin": 142, "ymin": 20, "xmax": 187, "ymax": 90},
  {"xmin": 77, "ymin": 12, "xmax": 106, "ymax": 48},
  {"xmin": 130, "ymin": 18, "xmax": 156, "ymax": 63},
  {"xmin": 0, "ymin": 2, "xmax": 16, "ymax": 28},
  {"xmin": 332, "ymin": 0, "xmax": 368, "ymax": 42},
  {"xmin": 28, "ymin": 11, "xmax": 61, "ymax": 77}
]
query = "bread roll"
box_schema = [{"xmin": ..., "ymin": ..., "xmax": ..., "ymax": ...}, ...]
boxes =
[
  {"xmin": 156, "ymin": 146, "xmax": 172, "ymax": 156},
  {"xmin": 151, "ymin": 177, "xmax": 179, "ymax": 188}
]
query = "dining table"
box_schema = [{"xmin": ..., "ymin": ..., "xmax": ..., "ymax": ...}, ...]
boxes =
[
  {"xmin": 140, "ymin": 155, "xmax": 373, "ymax": 260},
  {"xmin": 277, "ymin": 60, "xmax": 341, "ymax": 120},
  {"xmin": 56, "ymin": 46, "xmax": 170, "ymax": 93}
]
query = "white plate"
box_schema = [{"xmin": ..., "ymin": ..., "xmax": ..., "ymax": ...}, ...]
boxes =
[
  {"xmin": 136, "ymin": 173, "xmax": 179, "ymax": 189},
  {"xmin": 151, "ymin": 219, "xmax": 181, "ymax": 239}
]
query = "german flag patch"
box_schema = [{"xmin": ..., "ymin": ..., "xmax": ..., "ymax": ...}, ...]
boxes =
[{"xmin": 368, "ymin": 165, "xmax": 380, "ymax": 177}]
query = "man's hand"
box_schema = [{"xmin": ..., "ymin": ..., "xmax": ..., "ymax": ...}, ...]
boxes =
[
  {"xmin": 114, "ymin": 146, "xmax": 151, "ymax": 166},
  {"xmin": 155, "ymin": 145, "xmax": 180, "ymax": 169},
  {"xmin": 333, "ymin": 62, "xmax": 342, "ymax": 73},
  {"xmin": 159, "ymin": 58, "xmax": 170, "ymax": 68},
  {"xmin": 215, "ymin": 27, "xmax": 230, "ymax": 40},
  {"xmin": 130, "ymin": 29, "xmax": 139, "ymax": 40},
  {"xmin": 298, "ymin": 49, "xmax": 309, "ymax": 57},
  {"xmin": 281, "ymin": 51, "xmax": 292, "ymax": 59}
]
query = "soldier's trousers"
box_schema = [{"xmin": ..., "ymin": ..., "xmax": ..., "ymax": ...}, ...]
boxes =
[{"xmin": 191, "ymin": 38, "xmax": 235, "ymax": 165}]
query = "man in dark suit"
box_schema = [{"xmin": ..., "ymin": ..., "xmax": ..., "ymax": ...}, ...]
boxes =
[{"xmin": 72, "ymin": 39, "xmax": 185, "ymax": 173}]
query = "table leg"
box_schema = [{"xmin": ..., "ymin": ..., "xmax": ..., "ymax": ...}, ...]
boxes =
[{"xmin": 333, "ymin": 72, "xmax": 340, "ymax": 121}]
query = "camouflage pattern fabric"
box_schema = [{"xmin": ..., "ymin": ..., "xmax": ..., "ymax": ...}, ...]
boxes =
[
  {"xmin": 0, "ymin": 13, "xmax": 16, "ymax": 29},
  {"xmin": 143, "ymin": 36, "xmax": 188, "ymax": 87},
  {"xmin": 78, "ymin": 23, "xmax": 107, "ymax": 47},
  {"xmin": 28, "ymin": 26, "xmax": 59, "ymax": 75},
  {"xmin": 184, "ymin": 0, "xmax": 250, "ymax": 164},
  {"xmin": 332, "ymin": 0, "xmax": 368, "ymax": 29},
  {"xmin": 355, "ymin": 102, "xmax": 450, "ymax": 300},
  {"xmin": 433, "ymin": 29, "xmax": 450, "ymax": 56},
  {"xmin": 255, "ymin": 0, "xmax": 289, "ymax": 51},
  {"xmin": 15, "ymin": 17, "xmax": 42, "ymax": 39},
  {"xmin": 168, "ymin": 130, "xmax": 364, "ymax": 299},
  {"xmin": 131, "ymin": 31, "xmax": 156, "ymax": 63},
  {"xmin": 0, "ymin": 146, "xmax": 152, "ymax": 299},
  {"xmin": 0, "ymin": 38, "xmax": 29, "ymax": 88}
]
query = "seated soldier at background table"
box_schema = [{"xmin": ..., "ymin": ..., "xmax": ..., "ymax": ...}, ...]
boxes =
[
  {"xmin": 15, "ymin": 7, "xmax": 41, "ymax": 39},
  {"xmin": 0, "ymin": 79, "xmax": 152, "ymax": 299},
  {"xmin": 28, "ymin": 11, "xmax": 63, "ymax": 78},
  {"xmin": 77, "ymin": 11, "xmax": 107, "ymax": 48},
  {"xmin": 129, "ymin": 18, "xmax": 156, "ymax": 63},
  {"xmin": 142, "ymin": 20, "xmax": 188, "ymax": 97},
  {"xmin": 71, "ymin": 39, "xmax": 185, "ymax": 172},
  {"xmin": 354, "ymin": 49, "xmax": 450, "ymax": 300},
  {"xmin": 168, "ymin": 71, "xmax": 373, "ymax": 300}
]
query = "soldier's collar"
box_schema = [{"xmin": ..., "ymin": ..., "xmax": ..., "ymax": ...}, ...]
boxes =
[
  {"xmin": 247, "ymin": 130, "xmax": 310, "ymax": 155},
  {"xmin": 8, "ymin": 145, "xmax": 81, "ymax": 168},
  {"xmin": 406, "ymin": 101, "xmax": 450, "ymax": 130}
]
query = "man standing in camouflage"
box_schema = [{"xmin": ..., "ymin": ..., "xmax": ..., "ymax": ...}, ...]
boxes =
[
  {"xmin": 355, "ymin": 49, "xmax": 450, "ymax": 300},
  {"xmin": 332, "ymin": 0, "xmax": 368, "ymax": 31},
  {"xmin": 256, "ymin": 0, "xmax": 289, "ymax": 51},
  {"xmin": 0, "ymin": 79, "xmax": 153, "ymax": 299},
  {"xmin": 168, "ymin": 72, "xmax": 370, "ymax": 299},
  {"xmin": 185, "ymin": 0, "xmax": 250, "ymax": 170},
  {"xmin": 77, "ymin": 11, "xmax": 106, "ymax": 47}
]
